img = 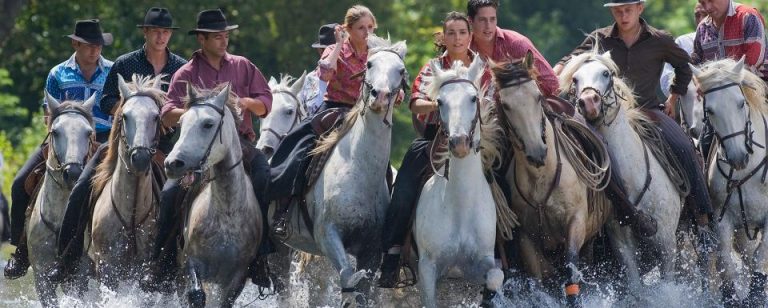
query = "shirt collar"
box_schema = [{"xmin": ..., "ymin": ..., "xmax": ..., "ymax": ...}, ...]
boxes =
[
  {"xmin": 64, "ymin": 52, "xmax": 107, "ymax": 73},
  {"xmin": 193, "ymin": 50, "xmax": 233, "ymax": 68},
  {"xmin": 340, "ymin": 40, "xmax": 366, "ymax": 59},
  {"xmin": 727, "ymin": 0, "xmax": 736, "ymax": 17},
  {"xmin": 608, "ymin": 18, "xmax": 650, "ymax": 38}
]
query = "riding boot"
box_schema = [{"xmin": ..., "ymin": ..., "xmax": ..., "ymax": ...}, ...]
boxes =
[
  {"xmin": 4, "ymin": 239, "xmax": 29, "ymax": 279},
  {"xmin": 377, "ymin": 252, "xmax": 401, "ymax": 288},
  {"xmin": 271, "ymin": 198, "xmax": 291, "ymax": 237}
]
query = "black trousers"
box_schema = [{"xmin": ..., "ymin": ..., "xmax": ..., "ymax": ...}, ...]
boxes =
[{"xmin": 643, "ymin": 108, "xmax": 713, "ymax": 215}]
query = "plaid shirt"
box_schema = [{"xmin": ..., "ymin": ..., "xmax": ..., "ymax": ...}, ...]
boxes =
[
  {"xmin": 692, "ymin": 1, "xmax": 768, "ymax": 80},
  {"xmin": 317, "ymin": 41, "xmax": 367, "ymax": 105},
  {"xmin": 45, "ymin": 53, "xmax": 113, "ymax": 132},
  {"xmin": 410, "ymin": 51, "xmax": 491, "ymax": 126}
]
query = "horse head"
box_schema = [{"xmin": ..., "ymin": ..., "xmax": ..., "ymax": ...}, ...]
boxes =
[
  {"xmin": 165, "ymin": 83, "xmax": 238, "ymax": 180},
  {"xmin": 679, "ymin": 80, "xmax": 705, "ymax": 139},
  {"xmin": 257, "ymin": 72, "xmax": 307, "ymax": 159},
  {"xmin": 360, "ymin": 35, "xmax": 407, "ymax": 124},
  {"xmin": 429, "ymin": 56, "xmax": 485, "ymax": 158},
  {"xmin": 563, "ymin": 50, "xmax": 625, "ymax": 126},
  {"xmin": 691, "ymin": 56, "xmax": 768, "ymax": 170},
  {"xmin": 492, "ymin": 51, "xmax": 547, "ymax": 167},
  {"xmin": 45, "ymin": 91, "xmax": 95, "ymax": 187},
  {"xmin": 116, "ymin": 74, "xmax": 164, "ymax": 173}
]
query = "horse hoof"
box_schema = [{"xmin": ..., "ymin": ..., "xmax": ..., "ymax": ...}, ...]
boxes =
[
  {"xmin": 480, "ymin": 289, "xmax": 497, "ymax": 307},
  {"xmin": 188, "ymin": 289, "xmax": 206, "ymax": 308},
  {"xmin": 46, "ymin": 262, "xmax": 65, "ymax": 284}
]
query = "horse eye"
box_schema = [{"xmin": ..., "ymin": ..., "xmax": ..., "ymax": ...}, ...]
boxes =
[
  {"xmin": 51, "ymin": 129, "xmax": 59, "ymax": 137},
  {"xmin": 367, "ymin": 62, "xmax": 372, "ymax": 69},
  {"xmin": 471, "ymin": 96, "xmax": 477, "ymax": 103},
  {"xmin": 286, "ymin": 109, "xmax": 294, "ymax": 115},
  {"xmin": 399, "ymin": 68, "xmax": 405, "ymax": 76},
  {"xmin": 602, "ymin": 71, "xmax": 610, "ymax": 78},
  {"xmin": 436, "ymin": 99, "xmax": 443, "ymax": 106},
  {"xmin": 203, "ymin": 122, "xmax": 214, "ymax": 129},
  {"xmin": 572, "ymin": 77, "xmax": 578, "ymax": 85}
]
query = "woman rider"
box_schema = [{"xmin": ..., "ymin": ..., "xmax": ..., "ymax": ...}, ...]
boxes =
[{"xmin": 378, "ymin": 11, "xmax": 490, "ymax": 288}]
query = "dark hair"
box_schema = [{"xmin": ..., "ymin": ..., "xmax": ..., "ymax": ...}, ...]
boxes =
[
  {"xmin": 467, "ymin": 0, "xmax": 499, "ymax": 19},
  {"xmin": 435, "ymin": 11, "xmax": 472, "ymax": 54}
]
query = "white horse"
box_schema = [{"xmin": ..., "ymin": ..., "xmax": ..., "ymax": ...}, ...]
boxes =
[
  {"xmin": 164, "ymin": 84, "xmax": 261, "ymax": 307},
  {"xmin": 691, "ymin": 57, "xmax": 768, "ymax": 307},
  {"xmin": 28, "ymin": 93, "xmax": 95, "ymax": 307},
  {"xmin": 677, "ymin": 80, "xmax": 705, "ymax": 144},
  {"xmin": 88, "ymin": 74, "xmax": 165, "ymax": 289},
  {"xmin": 560, "ymin": 51, "xmax": 683, "ymax": 289},
  {"xmin": 491, "ymin": 52, "xmax": 612, "ymax": 307},
  {"xmin": 270, "ymin": 35, "xmax": 407, "ymax": 307},
  {"xmin": 256, "ymin": 72, "xmax": 308, "ymax": 160},
  {"xmin": 413, "ymin": 56, "xmax": 504, "ymax": 307}
]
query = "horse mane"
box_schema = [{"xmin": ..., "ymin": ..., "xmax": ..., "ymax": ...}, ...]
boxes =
[
  {"xmin": 426, "ymin": 60, "xmax": 470, "ymax": 100},
  {"xmin": 182, "ymin": 82, "xmax": 244, "ymax": 127},
  {"xmin": 696, "ymin": 58, "xmax": 768, "ymax": 114},
  {"xmin": 557, "ymin": 47, "xmax": 652, "ymax": 131},
  {"xmin": 92, "ymin": 74, "xmax": 167, "ymax": 197},
  {"xmin": 312, "ymin": 35, "xmax": 406, "ymax": 155},
  {"xmin": 271, "ymin": 74, "xmax": 296, "ymax": 93}
]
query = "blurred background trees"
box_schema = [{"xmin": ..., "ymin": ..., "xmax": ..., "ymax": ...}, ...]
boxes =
[{"xmin": 0, "ymin": 0, "xmax": 766, "ymax": 196}]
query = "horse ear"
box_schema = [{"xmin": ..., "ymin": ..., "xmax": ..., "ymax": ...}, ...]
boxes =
[
  {"xmin": 214, "ymin": 83, "xmax": 231, "ymax": 109},
  {"xmin": 601, "ymin": 50, "xmax": 612, "ymax": 60},
  {"xmin": 734, "ymin": 55, "xmax": 746, "ymax": 76},
  {"xmin": 689, "ymin": 63, "xmax": 703, "ymax": 78},
  {"xmin": 291, "ymin": 71, "xmax": 308, "ymax": 94},
  {"xmin": 118, "ymin": 74, "xmax": 132, "ymax": 100},
  {"xmin": 44, "ymin": 90, "xmax": 61, "ymax": 113},
  {"xmin": 152, "ymin": 74, "xmax": 166, "ymax": 90},
  {"xmin": 429, "ymin": 59, "xmax": 444, "ymax": 79},
  {"xmin": 467, "ymin": 54, "xmax": 486, "ymax": 85},
  {"xmin": 523, "ymin": 50, "xmax": 535, "ymax": 70},
  {"xmin": 268, "ymin": 76, "xmax": 277, "ymax": 88},
  {"xmin": 186, "ymin": 81, "xmax": 198, "ymax": 103},
  {"xmin": 394, "ymin": 40, "xmax": 408, "ymax": 60},
  {"xmin": 82, "ymin": 93, "xmax": 97, "ymax": 114}
]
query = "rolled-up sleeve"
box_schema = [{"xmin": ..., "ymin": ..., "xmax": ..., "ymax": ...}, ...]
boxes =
[
  {"xmin": 248, "ymin": 64, "xmax": 273, "ymax": 117},
  {"xmin": 409, "ymin": 63, "xmax": 432, "ymax": 107},
  {"xmin": 317, "ymin": 45, "xmax": 337, "ymax": 82},
  {"xmin": 161, "ymin": 69, "xmax": 190, "ymax": 117}
]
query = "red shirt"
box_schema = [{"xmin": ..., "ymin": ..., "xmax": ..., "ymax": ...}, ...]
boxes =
[
  {"xmin": 317, "ymin": 41, "xmax": 367, "ymax": 105},
  {"xmin": 410, "ymin": 52, "xmax": 491, "ymax": 126},
  {"xmin": 163, "ymin": 51, "xmax": 272, "ymax": 141},
  {"xmin": 471, "ymin": 27, "xmax": 559, "ymax": 97}
]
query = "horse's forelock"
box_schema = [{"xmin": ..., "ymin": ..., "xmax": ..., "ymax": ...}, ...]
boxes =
[
  {"xmin": 427, "ymin": 60, "xmax": 471, "ymax": 100},
  {"xmin": 183, "ymin": 83, "xmax": 243, "ymax": 126},
  {"xmin": 697, "ymin": 59, "xmax": 768, "ymax": 113},
  {"xmin": 271, "ymin": 74, "xmax": 295, "ymax": 93}
]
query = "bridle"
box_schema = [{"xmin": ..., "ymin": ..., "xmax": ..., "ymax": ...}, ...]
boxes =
[
  {"xmin": 437, "ymin": 78, "xmax": 482, "ymax": 152},
  {"xmin": 495, "ymin": 71, "xmax": 547, "ymax": 152},
  {"xmin": 571, "ymin": 66, "xmax": 624, "ymax": 127},
  {"xmin": 260, "ymin": 90, "xmax": 304, "ymax": 144},
  {"xmin": 354, "ymin": 49, "xmax": 409, "ymax": 127},
  {"xmin": 186, "ymin": 99, "xmax": 242, "ymax": 183},
  {"xmin": 702, "ymin": 82, "xmax": 763, "ymax": 155},
  {"xmin": 117, "ymin": 94, "xmax": 161, "ymax": 174},
  {"xmin": 46, "ymin": 107, "xmax": 94, "ymax": 186}
]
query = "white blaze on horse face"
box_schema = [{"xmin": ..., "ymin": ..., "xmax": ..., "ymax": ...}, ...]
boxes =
[{"xmin": 572, "ymin": 61, "xmax": 614, "ymax": 122}]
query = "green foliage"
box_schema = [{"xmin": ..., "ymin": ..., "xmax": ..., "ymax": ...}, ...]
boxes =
[{"xmin": 0, "ymin": 111, "xmax": 46, "ymax": 199}]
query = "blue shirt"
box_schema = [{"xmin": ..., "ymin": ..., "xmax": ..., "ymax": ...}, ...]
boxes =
[{"xmin": 45, "ymin": 53, "xmax": 114, "ymax": 132}]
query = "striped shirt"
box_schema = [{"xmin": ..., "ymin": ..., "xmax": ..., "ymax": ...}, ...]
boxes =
[
  {"xmin": 691, "ymin": 1, "xmax": 768, "ymax": 80},
  {"xmin": 45, "ymin": 53, "xmax": 113, "ymax": 132}
]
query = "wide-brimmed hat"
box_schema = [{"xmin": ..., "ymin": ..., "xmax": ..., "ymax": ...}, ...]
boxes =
[
  {"xmin": 604, "ymin": 0, "xmax": 646, "ymax": 7},
  {"xmin": 136, "ymin": 7, "xmax": 179, "ymax": 29},
  {"xmin": 311, "ymin": 23, "xmax": 338, "ymax": 49},
  {"xmin": 188, "ymin": 9, "xmax": 238, "ymax": 35},
  {"xmin": 66, "ymin": 19, "xmax": 113, "ymax": 46}
]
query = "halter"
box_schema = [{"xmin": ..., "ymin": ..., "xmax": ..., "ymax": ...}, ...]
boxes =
[
  {"xmin": 117, "ymin": 94, "xmax": 161, "ymax": 174},
  {"xmin": 260, "ymin": 90, "xmax": 304, "ymax": 144},
  {"xmin": 496, "ymin": 75, "xmax": 548, "ymax": 152},
  {"xmin": 46, "ymin": 108, "xmax": 94, "ymax": 186},
  {"xmin": 572, "ymin": 69, "xmax": 623, "ymax": 127},
  {"xmin": 354, "ymin": 49, "xmax": 409, "ymax": 127},
  {"xmin": 187, "ymin": 100, "xmax": 229, "ymax": 179},
  {"xmin": 702, "ymin": 82, "xmax": 763, "ymax": 155},
  {"xmin": 437, "ymin": 78, "xmax": 482, "ymax": 152}
]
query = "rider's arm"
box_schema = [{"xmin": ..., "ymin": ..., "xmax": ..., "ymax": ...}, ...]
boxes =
[
  {"xmin": 160, "ymin": 70, "xmax": 190, "ymax": 128},
  {"xmin": 100, "ymin": 60, "xmax": 123, "ymax": 116},
  {"xmin": 240, "ymin": 63, "xmax": 273, "ymax": 118}
]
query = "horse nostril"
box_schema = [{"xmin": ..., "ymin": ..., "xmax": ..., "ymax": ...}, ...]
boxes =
[
  {"xmin": 577, "ymin": 98, "xmax": 586, "ymax": 108},
  {"xmin": 167, "ymin": 159, "xmax": 185, "ymax": 170}
]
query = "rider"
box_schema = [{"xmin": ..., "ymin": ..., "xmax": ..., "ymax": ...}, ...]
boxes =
[
  {"xmin": 269, "ymin": 5, "xmax": 402, "ymax": 236},
  {"xmin": 691, "ymin": 0, "xmax": 768, "ymax": 161},
  {"xmin": 4, "ymin": 19, "xmax": 114, "ymax": 280},
  {"xmin": 660, "ymin": 2, "xmax": 706, "ymax": 98},
  {"xmin": 553, "ymin": 0, "xmax": 714, "ymax": 239},
  {"xmin": 378, "ymin": 11, "xmax": 491, "ymax": 288},
  {"xmin": 153, "ymin": 8, "xmax": 273, "ymax": 287},
  {"xmin": 299, "ymin": 23, "xmax": 337, "ymax": 117},
  {"xmin": 55, "ymin": 7, "xmax": 188, "ymax": 284}
]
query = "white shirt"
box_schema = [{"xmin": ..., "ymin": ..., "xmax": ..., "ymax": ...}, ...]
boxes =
[
  {"xmin": 660, "ymin": 32, "xmax": 696, "ymax": 97},
  {"xmin": 298, "ymin": 69, "xmax": 328, "ymax": 116}
]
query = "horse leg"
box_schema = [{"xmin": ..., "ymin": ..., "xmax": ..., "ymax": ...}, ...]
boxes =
[
  {"xmin": 185, "ymin": 258, "xmax": 206, "ymax": 308},
  {"xmin": 34, "ymin": 274, "xmax": 59, "ymax": 308},
  {"xmin": 417, "ymin": 256, "xmax": 439, "ymax": 308},
  {"xmin": 606, "ymin": 220, "xmax": 641, "ymax": 294},
  {"xmin": 743, "ymin": 224, "xmax": 768, "ymax": 307},
  {"xmin": 715, "ymin": 216, "xmax": 739, "ymax": 307},
  {"xmin": 221, "ymin": 272, "xmax": 248, "ymax": 308},
  {"xmin": 517, "ymin": 233, "xmax": 544, "ymax": 282},
  {"xmin": 657, "ymin": 230, "xmax": 678, "ymax": 281},
  {"xmin": 564, "ymin": 217, "xmax": 587, "ymax": 308},
  {"xmin": 316, "ymin": 225, "xmax": 365, "ymax": 307},
  {"xmin": 479, "ymin": 255, "xmax": 504, "ymax": 307},
  {"xmin": 95, "ymin": 257, "xmax": 119, "ymax": 291},
  {"xmin": 354, "ymin": 247, "xmax": 383, "ymax": 305}
]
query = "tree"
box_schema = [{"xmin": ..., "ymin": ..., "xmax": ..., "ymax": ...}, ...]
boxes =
[{"xmin": 0, "ymin": 0, "xmax": 25, "ymax": 47}]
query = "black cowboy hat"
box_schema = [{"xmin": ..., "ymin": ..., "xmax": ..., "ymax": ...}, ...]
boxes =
[
  {"xmin": 604, "ymin": 0, "xmax": 646, "ymax": 7},
  {"xmin": 188, "ymin": 9, "xmax": 238, "ymax": 35},
  {"xmin": 136, "ymin": 7, "xmax": 179, "ymax": 29},
  {"xmin": 311, "ymin": 23, "xmax": 338, "ymax": 49},
  {"xmin": 66, "ymin": 19, "xmax": 113, "ymax": 46}
]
